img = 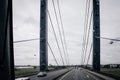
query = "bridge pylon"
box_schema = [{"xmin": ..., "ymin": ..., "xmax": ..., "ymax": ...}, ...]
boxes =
[{"xmin": 93, "ymin": 0, "xmax": 100, "ymax": 71}]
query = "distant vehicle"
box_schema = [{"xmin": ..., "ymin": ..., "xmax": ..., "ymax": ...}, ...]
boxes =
[{"xmin": 37, "ymin": 72, "xmax": 47, "ymax": 77}]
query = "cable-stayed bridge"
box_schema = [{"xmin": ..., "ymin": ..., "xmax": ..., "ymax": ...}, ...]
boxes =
[{"xmin": 0, "ymin": 0, "xmax": 119, "ymax": 80}]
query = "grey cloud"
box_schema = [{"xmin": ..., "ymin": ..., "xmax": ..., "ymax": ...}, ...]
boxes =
[{"xmin": 13, "ymin": 0, "xmax": 120, "ymax": 65}]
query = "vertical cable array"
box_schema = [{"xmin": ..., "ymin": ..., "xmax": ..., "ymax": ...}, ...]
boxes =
[
  {"xmin": 47, "ymin": 10, "xmax": 65, "ymax": 65},
  {"xmin": 81, "ymin": 0, "xmax": 89, "ymax": 65},
  {"xmin": 83, "ymin": 11, "xmax": 93, "ymax": 64},
  {"xmin": 81, "ymin": 0, "xmax": 93, "ymax": 65},
  {"xmin": 51, "ymin": 0, "xmax": 68, "ymax": 65},
  {"xmin": 56, "ymin": 0, "xmax": 70, "ymax": 65}
]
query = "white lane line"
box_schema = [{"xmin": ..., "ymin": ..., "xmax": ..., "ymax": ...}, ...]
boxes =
[
  {"xmin": 87, "ymin": 75, "xmax": 90, "ymax": 78},
  {"xmin": 59, "ymin": 70, "xmax": 72, "ymax": 80}
]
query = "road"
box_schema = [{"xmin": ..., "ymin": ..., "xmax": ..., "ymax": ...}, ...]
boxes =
[
  {"xmin": 29, "ymin": 69, "xmax": 69, "ymax": 80},
  {"xmin": 29, "ymin": 67, "xmax": 101, "ymax": 80},
  {"xmin": 29, "ymin": 68, "xmax": 98, "ymax": 80},
  {"xmin": 57, "ymin": 68, "xmax": 98, "ymax": 80}
]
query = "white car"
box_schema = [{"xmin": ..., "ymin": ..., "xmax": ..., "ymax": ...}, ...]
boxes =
[{"xmin": 37, "ymin": 72, "xmax": 47, "ymax": 77}]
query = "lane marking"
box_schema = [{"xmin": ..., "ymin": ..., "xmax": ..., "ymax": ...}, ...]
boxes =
[
  {"xmin": 59, "ymin": 70, "xmax": 73, "ymax": 80},
  {"xmin": 87, "ymin": 75, "xmax": 90, "ymax": 78}
]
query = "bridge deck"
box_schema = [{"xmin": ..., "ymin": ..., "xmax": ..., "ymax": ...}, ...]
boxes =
[
  {"xmin": 29, "ymin": 68, "xmax": 99, "ymax": 80},
  {"xmin": 29, "ymin": 69, "xmax": 69, "ymax": 80},
  {"xmin": 57, "ymin": 68, "xmax": 96, "ymax": 80}
]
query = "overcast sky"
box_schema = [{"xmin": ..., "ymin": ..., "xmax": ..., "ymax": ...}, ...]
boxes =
[{"xmin": 13, "ymin": 0, "xmax": 120, "ymax": 66}]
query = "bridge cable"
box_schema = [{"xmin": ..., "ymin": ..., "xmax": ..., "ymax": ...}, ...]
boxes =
[
  {"xmin": 95, "ymin": 36, "xmax": 120, "ymax": 42},
  {"xmin": 14, "ymin": 10, "xmax": 65, "ymax": 66},
  {"xmin": 47, "ymin": 10, "xmax": 65, "ymax": 65},
  {"xmin": 86, "ymin": 43, "xmax": 93, "ymax": 66},
  {"xmin": 52, "ymin": 0, "xmax": 68, "ymax": 65},
  {"xmin": 81, "ymin": 0, "xmax": 91, "ymax": 65},
  {"xmin": 81, "ymin": 0, "xmax": 87, "ymax": 64},
  {"xmin": 14, "ymin": 38, "xmax": 39, "ymax": 43},
  {"xmin": 56, "ymin": 0, "xmax": 70, "ymax": 65},
  {"xmin": 47, "ymin": 42, "xmax": 59, "ymax": 66},
  {"xmin": 83, "ymin": 11, "xmax": 93, "ymax": 64},
  {"xmin": 14, "ymin": 39, "xmax": 59, "ymax": 66},
  {"xmin": 81, "ymin": 0, "xmax": 89, "ymax": 64},
  {"xmin": 83, "ymin": 0, "xmax": 91, "ymax": 64}
]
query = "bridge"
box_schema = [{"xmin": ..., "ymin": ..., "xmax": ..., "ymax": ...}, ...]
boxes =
[{"xmin": 0, "ymin": 0, "xmax": 119, "ymax": 80}]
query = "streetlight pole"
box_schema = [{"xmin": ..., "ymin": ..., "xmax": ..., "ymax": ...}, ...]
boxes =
[{"xmin": 93, "ymin": 0, "xmax": 100, "ymax": 71}]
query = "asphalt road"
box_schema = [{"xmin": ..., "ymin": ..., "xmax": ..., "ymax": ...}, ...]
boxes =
[
  {"xmin": 29, "ymin": 69, "xmax": 69, "ymax": 80},
  {"xmin": 16, "ymin": 67, "xmax": 115, "ymax": 80},
  {"xmin": 57, "ymin": 68, "xmax": 98, "ymax": 80},
  {"xmin": 29, "ymin": 68, "xmax": 100, "ymax": 80}
]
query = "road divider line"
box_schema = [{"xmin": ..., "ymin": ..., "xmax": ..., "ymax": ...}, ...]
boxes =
[
  {"xmin": 52, "ymin": 68, "xmax": 72, "ymax": 80},
  {"xmin": 59, "ymin": 69, "xmax": 72, "ymax": 80}
]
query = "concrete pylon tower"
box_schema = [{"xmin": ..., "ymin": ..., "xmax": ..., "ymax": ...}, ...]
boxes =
[
  {"xmin": 93, "ymin": 0, "xmax": 100, "ymax": 71},
  {"xmin": 37, "ymin": 0, "xmax": 48, "ymax": 77}
]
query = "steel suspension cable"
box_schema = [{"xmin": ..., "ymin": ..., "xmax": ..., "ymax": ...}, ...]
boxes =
[
  {"xmin": 14, "ymin": 38, "xmax": 39, "ymax": 43},
  {"xmin": 56, "ymin": 0, "xmax": 70, "ymax": 65},
  {"xmin": 47, "ymin": 10, "xmax": 65, "ymax": 65},
  {"xmin": 81, "ymin": 0, "xmax": 90, "ymax": 64},
  {"xmin": 81, "ymin": 0, "xmax": 89, "ymax": 64},
  {"xmin": 95, "ymin": 36, "xmax": 120, "ymax": 42},
  {"xmin": 83, "ymin": 0, "xmax": 91, "ymax": 64},
  {"xmin": 47, "ymin": 42, "xmax": 59, "ymax": 66},
  {"xmin": 83, "ymin": 11, "xmax": 93, "ymax": 64},
  {"xmin": 86, "ymin": 43, "xmax": 93, "ymax": 65},
  {"xmin": 14, "ymin": 39, "xmax": 59, "ymax": 66},
  {"xmin": 52, "ymin": 0, "xmax": 68, "ymax": 65}
]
